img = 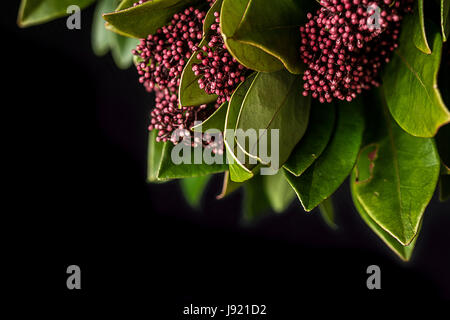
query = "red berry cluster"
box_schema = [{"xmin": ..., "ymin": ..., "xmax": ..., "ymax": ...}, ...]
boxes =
[
  {"xmin": 149, "ymin": 88, "xmax": 209, "ymax": 143},
  {"xmin": 150, "ymin": 87, "xmax": 223, "ymax": 153},
  {"xmin": 192, "ymin": 12, "xmax": 248, "ymax": 105},
  {"xmin": 300, "ymin": 0, "xmax": 413, "ymax": 103},
  {"xmin": 132, "ymin": 2, "xmax": 222, "ymax": 152},
  {"xmin": 132, "ymin": 7, "xmax": 206, "ymax": 92}
]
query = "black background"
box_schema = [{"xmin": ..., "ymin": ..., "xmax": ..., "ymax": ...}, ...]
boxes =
[{"xmin": 3, "ymin": 2, "xmax": 450, "ymax": 315}]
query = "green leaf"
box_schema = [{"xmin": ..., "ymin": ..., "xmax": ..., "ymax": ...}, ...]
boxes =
[
  {"xmin": 179, "ymin": 37, "xmax": 219, "ymax": 107},
  {"xmin": 18, "ymin": 0, "xmax": 95, "ymax": 27},
  {"xmin": 92, "ymin": 0, "xmax": 139, "ymax": 69},
  {"xmin": 158, "ymin": 140, "xmax": 228, "ymax": 179},
  {"xmin": 203, "ymin": 0, "xmax": 223, "ymax": 35},
  {"xmin": 263, "ymin": 172, "xmax": 295, "ymax": 213},
  {"xmin": 242, "ymin": 175, "xmax": 271, "ymax": 223},
  {"xmin": 110, "ymin": 33, "xmax": 140, "ymax": 69},
  {"xmin": 179, "ymin": 0, "xmax": 222, "ymax": 107},
  {"xmin": 103, "ymin": 0, "xmax": 205, "ymax": 38},
  {"xmin": 383, "ymin": 16, "xmax": 450, "ymax": 137},
  {"xmin": 220, "ymin": 0, "xmax": 283, "ymax": 72},
  {"xmin": 180, "ymin": 175, "xmax": 211, "ymax": 208},
  {"xmin": 413, "ymin": 0, "xmax": 431, "ymax": 54},
  {"xmin": 350, "ymin": 179, "xmax": 418, "ymax": 261},
  {"xmin": 285, "ymin": 99, "xmax": 365, "ymax": 212},
  {"xmin": 318, "ymin": 197, "xmax": 337, "ymax": 230},
  {"xmin": 192, "ymin": 102, "xmax": 228, "ymax": 133},
  {"xmin": 147, "ymin": 130, "xmax": 168, "ymax": 183},
  {"xmin": 225, "ymin": 74, "xmax": 257, "ymax": 182},
  {"xmin": 440, "ymin": 175, "xmax": 450, "ymax": 201},
  {"xmin": 284, "ymin": 101, "xmax": 335, "ymax": 176},
  {"xmin": 441, "ymin": 0, "xmax": 450, "ymax": 42},
  {"xmin": 217, "ymin": 171, "xmax": 243, "ymax": 199},
  {"xmin": 236, "ymin": 70, "xmax": 311, "ymax": 168},
  {"xmin": 220, "ymin": 0, "xmax": 313, "ymax": 74},
  {"xmin": 227, "ymin": 152, "xmax": 254, "ymax": 182},
  {"xmin": 351, "ymin": 90, "xmax": 440, "ymax": 246},
  {"xmin": 92, "ymin": 0, "xmax": 116, "ymax": 57}
]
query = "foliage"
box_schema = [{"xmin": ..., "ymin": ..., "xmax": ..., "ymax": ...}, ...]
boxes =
[{"xmin": 18, "ymin": 0, "xmax": 450, "ymax": 261}]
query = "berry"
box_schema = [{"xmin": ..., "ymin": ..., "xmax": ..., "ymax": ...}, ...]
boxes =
[
  {"xmin": 132, "ymin": 1, "xmax": 222, "ymax": 152},
  {"xmin": 192, "ymin": 12, "xmax": 249, "ymax": 105},
  {"xmin": 149, "ymin": 88, "xmax": 223, "ymax": 153},
  {"xmin": 132, "ymin": 7, "xmax": 206, "ymax": 92},
  {"xmin": 300, "ymin": 0, "xmax": 414, "ymax": 103}
]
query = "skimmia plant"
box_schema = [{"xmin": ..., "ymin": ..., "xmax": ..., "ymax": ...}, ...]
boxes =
[{"xmin": 18, "ymin": 0, "xmax": 449, "ymax": 261}]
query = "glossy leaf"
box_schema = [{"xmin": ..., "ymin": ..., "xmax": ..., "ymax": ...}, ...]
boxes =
[
  {"xmin": 109, "ymin": 33, "xmax": 140, "ymax": 69},
  {"xmin": 284, "ymin": 102, "xmax": 335, "ymax": 176},
  {"xmin": 92, "ymin": 0, "xmax": 139, "ymax": 69},
  {"xmin": 180, "ymin": 176, "xmax": 211, "ymax": 208},
  {"xmin": 441, "ymin": 0, "xmax": 450, "ymax": 42},
  {"xmin": 318, "ymin": 197, "xmax": 337, "ymax": 230},
  {"xmin": 158, "ymin": 140, "xmax": 228, "ymax": 179},
  {"xmin": 351, "ymin": 90, "xmax": 440, "ymax": 246},
  {"xmin": 147, "ymin": 130, "xmax": 168, "ymax": 183},
  {"xmin": 220, "ymin": 0, "xmax": 313, "ymax": 74},
  {"xmin": 351, "ymin": 180, "xmax": 418, "ymax": 261},
  {"xmin": 225, "ymin": 74, "xmax": 257, "ymax": 183},
  {"xmin": 179, "ymin": 1, "xmax": 221, "ymax": 107},
  {"xmin": 192, "ymin": 102, "xmax": 228, "ymax": 133},
  {"xmin": 285, "ymin": 99, "xmax": 364, "ymax": 212},
  {"xmin": 18, "ymin": 0, "xmax": 95, "ymax": 27},
  {"xmin": 236, "ymin": 70, "xmax": 311, "ymax": 169},
  {"xmin": 263, "ymin": 172, "xmax": 295, "ymax": 213},
  {"xmin": 413, "ymin": 0, "xmax": 431, "ymax": 54},
  {"xmin": 179, "ymin": 35, "xmax": 218, "ymax": 107},
  {"xmin": 103, "ymin": 0, "xmax": 205, "ymax": 38},
  {"xmin": 220, "ymin": 0, "xmax": 283, "ymax": 72},
  {"xmin": 227, "ymin": 151, "xmax": 254, "ymax": 183},
  {"xmin": 383, "ymin": 16, "xmax": 450, "ymax": 137},
  {"xmin": 92, "ymin": 0, "xmax": 116, "ymax": 57},
  {"xmin": 203, "ymin": 0, "xmax": 223, "ymax": 35},
  {"xmin": 242, "ymin": 175, "xmax": 271, "ymax": 223}
]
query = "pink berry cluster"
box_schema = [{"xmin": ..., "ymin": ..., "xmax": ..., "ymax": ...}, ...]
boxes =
[
  {"xmin": 300, "ymin": 0, "xmax": 413, "ymax": 103},
  {"xmin": 148, "ymin": 85, "xmax": 222, "ymax": 151},
  {"xmin": 132, "ymin": 7, "xmax": 206, "ymax": 92},
  {"xmin": 192, "ymin": 12, "xmax": 248, "ymax": 105},
  {"xmin": 132, "ymin": 2, "xmax": 222, "ymax": 152},
  {"xmin": 150, "ymin": 87, "xmax": 222, "ymax": 153}
]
